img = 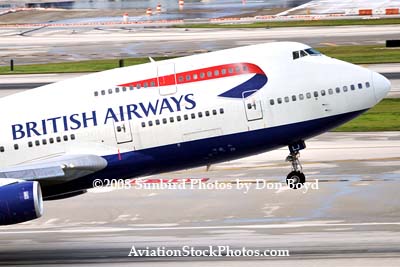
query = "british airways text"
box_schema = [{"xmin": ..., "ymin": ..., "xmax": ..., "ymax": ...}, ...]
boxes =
[{"xmin": 12, "ymin": 94, "xmax": 196, "ymax": 140}]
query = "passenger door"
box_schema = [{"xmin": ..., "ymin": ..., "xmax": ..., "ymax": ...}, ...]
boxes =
[
  {"xmin": 113, "ymin": 115, "xmax": 133, "ymax": 144},
  {"xmin": 243, "ymin": 90, "xmax": 263, "ymax": 121},
  {"xmin": 158, "ymin": 62, "xmax": 177, "ymax": 95}
]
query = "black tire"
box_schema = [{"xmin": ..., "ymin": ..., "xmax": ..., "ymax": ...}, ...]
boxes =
[{"xmin": 286, "ymin": 171, "xmax": 306, "ymax": 189}]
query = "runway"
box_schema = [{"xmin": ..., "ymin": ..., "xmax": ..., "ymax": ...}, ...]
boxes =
[
  {"xmin": 0, "ymin": 132, "xmax": 399, "ymax": 266},
  {"xmin": 0, "ymin": 25, "xmax": 399, "ymax": 64}
]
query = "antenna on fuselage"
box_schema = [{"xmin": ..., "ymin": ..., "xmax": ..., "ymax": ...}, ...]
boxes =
[{"xmin": 148, "ymin": 57, "xmax": 155, "ymax": 63}]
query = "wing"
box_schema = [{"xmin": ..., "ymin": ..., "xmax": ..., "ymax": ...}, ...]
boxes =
[{"xmin": 0, "ymin": 154, "xmax": 107, "ymax": 183}]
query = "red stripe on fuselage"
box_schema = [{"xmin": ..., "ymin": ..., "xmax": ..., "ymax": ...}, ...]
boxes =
[{"xmin": 118, "ymin": 63, "xmax": 264, "ymax": 89}]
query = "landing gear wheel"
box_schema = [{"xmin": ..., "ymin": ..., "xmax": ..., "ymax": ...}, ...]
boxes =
[
  {"xmin": 286, "ymin": 171, "xmax": 305, "ymax": 189},
  {"xmin": 285, "ymin": 141, "xmax": 307, "ymax": 190}
]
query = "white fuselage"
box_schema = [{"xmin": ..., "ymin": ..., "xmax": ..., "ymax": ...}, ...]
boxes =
[{"xmin": 0, "ymin": 42, "xmax": 390, "ymax": 196}]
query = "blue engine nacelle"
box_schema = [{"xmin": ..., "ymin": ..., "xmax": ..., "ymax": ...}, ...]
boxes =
[{"xmin": 0, "ymin": 181, "xmax": 43, "ymax": 225}]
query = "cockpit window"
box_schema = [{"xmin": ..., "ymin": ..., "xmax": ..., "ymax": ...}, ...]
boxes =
[
  {"xmin": 293, "ymin": 48, "xmax": 322, "ymax": 60},
  {"xmin": 305, "ymin": 48, "xmax": 321, "ymax": 55}
]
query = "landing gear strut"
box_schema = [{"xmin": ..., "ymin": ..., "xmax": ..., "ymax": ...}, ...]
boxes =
[{"xmin": 286, "ymin": 141, "xmax": 306, "ymax": 189}]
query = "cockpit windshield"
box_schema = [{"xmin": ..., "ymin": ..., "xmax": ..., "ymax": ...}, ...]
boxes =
[
  {"xmin": 293, "ymin": 48, "xmax": 322, "ymax": 60},
  {"xmin": 305, "ymin": 48, "xmax": 322, "ymax": 55}
]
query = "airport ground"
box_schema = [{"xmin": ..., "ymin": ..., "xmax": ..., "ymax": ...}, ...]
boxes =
[
  {"xmin": 0, "ymin": 24, "xmax": 399, "ymax": 65},
  {"xmin": 0, "ymin": 132, "xmax": 399, "ymax": 266}
]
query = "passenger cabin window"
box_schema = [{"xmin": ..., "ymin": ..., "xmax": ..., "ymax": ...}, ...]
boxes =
[
  {"xmin": 351, "ymin": 85, "xmax": 355, "ymax": 90},
  {"xmin": 366, "ymin": 82, "xmax": 371, "ymax": 88},
  {"xmin": 358, "ymin": 83, "xmax": 363, "ymax": 89}
]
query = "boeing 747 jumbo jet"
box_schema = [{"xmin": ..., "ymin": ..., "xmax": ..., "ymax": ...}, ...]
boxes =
[{"xmin": 0, "ymin": 42, "xmax": 390, "ymax": 225}]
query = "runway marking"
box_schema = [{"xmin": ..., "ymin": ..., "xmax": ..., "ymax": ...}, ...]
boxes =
[
  {"xmin": 320, "ymin": 42, "xmax": 338, "ymax": 46},
  {"xmin": 2, "ymin": 222, "xmax": 400, "ymax": 235}
]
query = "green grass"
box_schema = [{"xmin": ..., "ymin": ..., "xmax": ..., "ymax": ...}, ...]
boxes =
[
  {"xmin": 176, "ymin": 18, "xmax": 400, "ymax": 28},
  {"xmin": 319, "ymin": 45, "xmax": 400, "ymax": 64},
  {"xmin": 335, "ymin": 99, "xmax": 400, "ymax": 131},
  {"xmin": 1, "ymin": 45, "xmax": 400, "ymax": 74},
  {"xmin": 0, "ymin": 57, "xmax": 172, "ymax": 74}
]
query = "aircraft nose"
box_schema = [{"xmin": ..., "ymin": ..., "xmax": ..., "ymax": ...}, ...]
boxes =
[{"xmin": 372, "ymin": 71, "xmax": 391, "ymax": 102}]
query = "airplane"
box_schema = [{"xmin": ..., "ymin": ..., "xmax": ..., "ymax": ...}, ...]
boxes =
[{"xmin": 0, "ymin": 42, "xmax": 390, "ymax": 225}]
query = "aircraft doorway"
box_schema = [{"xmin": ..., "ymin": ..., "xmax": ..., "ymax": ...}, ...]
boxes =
[
  {"xmin": 113, "ymin": 116, "xmax": 133, "ymax": 144},
  {"xmin": 157, "ymin": 62, "xmax": 177, "ymax": 95},
  {"xmin": 243, "ymin": 90, "xmax": 263, "ymax": 121}
]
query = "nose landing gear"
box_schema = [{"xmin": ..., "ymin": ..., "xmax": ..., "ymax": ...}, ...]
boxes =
[{"xmin": 286, "ymin": 141, "xmax": 306, "ymax": 189}]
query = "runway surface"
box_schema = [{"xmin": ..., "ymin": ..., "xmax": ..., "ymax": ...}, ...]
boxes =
[
  {"xmin": 0, "ymin": 132, "xmax": 399, "ymax": 266},
  {"xmin": 1, "ymin": 63, "xmax": 399, "ymax": 98},
  {"xmin": 0, "ymin": 25, "xmax": 399, "ymax": 64}
]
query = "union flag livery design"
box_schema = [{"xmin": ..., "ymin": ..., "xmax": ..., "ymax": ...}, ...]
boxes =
[{"xmin": 118, "ymin": 63, "xmax": 268, "ymax": 99}]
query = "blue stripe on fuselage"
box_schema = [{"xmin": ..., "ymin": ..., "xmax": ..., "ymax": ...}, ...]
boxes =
[
  {"xmin": 218, "ymin": 74, "xmax": 268, "ymax": 98},
  {"xmin": 40, "ymin": 109, "xmax": 367, "ymax": 198}
]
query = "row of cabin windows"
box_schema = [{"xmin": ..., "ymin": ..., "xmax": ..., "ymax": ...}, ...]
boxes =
[
  {"xmin": 177, "ymin": 65, "xmax": 249, "ymax": 83},
  {"xmin": 27, "ymin": 134, "xmax": 76, "ymax": 148},
  {"xmin": 141, "ymin": 108, "xmax": 225, "ymax": 128},
  {"xmin": 93, "ymin": 65, "xmax": 250, "ymax": 97},
  {"xmin": 270, "ymin": 82, "xmax": 370, "ymax": 106},
  {"xmin": 0, "ymin": 134, "xmax": 76, "ymax": 152},
  {"xmin": 94, "ymin": 86, "xmax": 133, "ymax": 97}
]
